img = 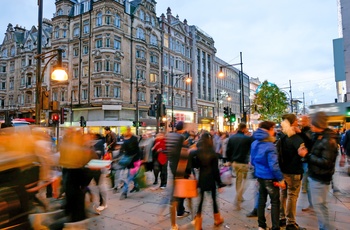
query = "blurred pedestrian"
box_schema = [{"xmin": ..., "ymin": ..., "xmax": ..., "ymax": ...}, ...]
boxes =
[
  {"xmin": 298, "ymin": 112, "xmax": 338, "ymax": 230},
  {"xmin": 104, "ymin": 126, "xmax": 117, "ymax": 160},
  {"xmin": 119, "ymin": 126, "xmax": 141, "ymax": 200},
  {"xmin": 152, "ymin": 132, "xmax": 167, "ymax": 188},
  {"xmin": 165, "ymin": 121, "xmax": 191, "ymax": 230},
  {"xmin": 226, "ymin": 123, "xmax": 253, "ymax": 210},
  {"xmin": 189, "ymin": 132, "xmax": 226, "ymax": 229},
  {"xmin": 251, "ymin": 121, "xmax": 286, "ymax": 230}
]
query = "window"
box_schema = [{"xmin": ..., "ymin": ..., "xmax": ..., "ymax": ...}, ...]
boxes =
[
  {"xmin": 95, "ymin": 36, "xmax": 102, "ymax": 48},
  {"xmin": 150, "ymin": 54, "xmax": 158, "ymax": 64},
  {"xmin": 73, "ymin": 66, "xmax": 78, "ymax": 78},
  {"xmin": 27, "ymin": 75, "xmax": 32, "ymax": 87},
  {"xmin": 9, "ymin": 79, "xmax": 14, "ymax": 90},
  {"xmin": 1, "ymin": 81, "xmax": 6, "ymax": 90},
  {"xmin": 61, "ymin": 91, "xmax": 65, "ymax": 102},
  {"xmin": 136, "ymin": 27, "xmax": 145, "ymax": 40},
  {"xmin": 151, "ymin": 17, "xmax": 156, "ymax": 27},
  {"xmin": 82, "ymin": 89, "xmax": 88, "ymax": 100},
  {"xmin": 73, "ymin": 25, "xmax": 79, "ymax": 37},
  {"xmin": 113, "ymin": 62, "xmax": 120, "ymax": 73},
  {"xmin": 114, "ymin": 14, "xmax": 121, "ymax": 28},
  {"xmin": 83, "ymin": 20, "xmax": 89, "ymax": 34},
  {"xmin": 96, "ymin": 12, "xmax": 102, "ymax": 26},
  {"xmin": 114, "ymin": 37, "xmax": 121, "ymax": 49},
  {"xmin": 63, "ymin": 30, "xmax": 67, "ymax": 38},
  {"xmin": 10, "ymin": 46, "xmax": 15, "ymax": 56},
  {"xmin": 106, "ymin": 38, "xmax": 110, "ymax": 48},
  {"xmin": 94, "ymin": 84, "xmax": 102, "ymax": 97},
  {"xmin": 136, "ymin": 49, "xmax": 145, "ymax": 59},
  {"xmin": 105, "ymin": 60, "xmax": 110, "ymax": 71},
  {"xmin": 149, "ymin": 73, "xmax": 157, "ymax": 82},
  {"xmin": 136, "ymin": 69, "xmax": 145, "ymax": 80},
  {"xmin": 83, "ymin": 45, "xmax": 89, "ymax": 54},
  {"xmin": 54, "ymin": 26, "xmax": 59, "ymax": 38},
  {"xmin": 106, "ymin": 15, "xmax": 111, "ymax": 25},
  {"xmin": 2, "ymin": 49, "xmax": 7, "ymax": 58},
  {"xmin": 52, "ymin": 92, "xmax": 58, "ymax": 101},
  {"xmin": 105, "ymin": 85, "xmax": 110, "ymax": 97},
  {"xmin": 95, "ymin": 61, "xmax": 102, "ymax": 72},
  {"xmin": 10, "ymin": 62, "xmax": 14, "ymax": 72},
  {"xmin": 113, "ymin": 84, "xmax": 121, "ymax": 98},
  {"xmin": 146, "ymin": 13, "xmax": 150, "ymax": 23},
  {"xmin": 1, "ymin": 65, "xmax": 6, "ymax": 73},
  {"xmin": 150, "ymin": 34, "xmax": 157, "ymax": 46},
  {"xmin": 57, "ymin": 9, "xmax": 63, "ymax": 16},
  {"xmin": 139, "ymin": 10, "xmax": 144, "ymax": 21},
  {"xmin": 73, "ymin": 47, "xmax": 79, "ymax": 57}
]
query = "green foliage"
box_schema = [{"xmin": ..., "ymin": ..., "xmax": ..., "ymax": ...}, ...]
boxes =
[{"xmin": 252, "ymin": 80, "xmax": 288, "ymax": 122}]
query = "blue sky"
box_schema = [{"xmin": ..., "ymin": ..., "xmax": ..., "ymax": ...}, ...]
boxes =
[{"xmin": 0, "ymin": 0, "xmax": 339, "ymax": 105}]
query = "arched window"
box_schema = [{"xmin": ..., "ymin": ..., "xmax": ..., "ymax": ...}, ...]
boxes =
[
  {"xmin": 54, "ymin": 26, "xmax": 60, "ymax": 38},
  {"xmin": 10, "ymin": 46, "xmax": 15, "ymax": 56},
  {"xmin": 96, "ymin": 12, "xmax": 102, "ymax": 26},
  {"xmin": 136, "ymin": 27, "xmax": 145, "ymax": 40},
  {"xmin": 114, "ymin": 13, "xmax": 121, "ymax": 28},
  {"xmin": 57, "ymin": 8, "xmax": 63, "ymax": 16}
]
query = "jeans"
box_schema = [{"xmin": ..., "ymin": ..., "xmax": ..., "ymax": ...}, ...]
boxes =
[
  {"xmin": 308, "ymin": 177, "xmax": 333, "ymax": 230},
  {"xmin": 257, "ymin": 178, "xmax": 280, "ymax": 230},
  {"xmin": 122, "ymin": 169, "xmax": 138, "ymax": 194},
  {"xmin": 280, "ymin": 174, "xmax": 302, "ymax": 225},
  {"xmin": 197, "ymin": 188, "xmax": 219, "ymax": 214},
  {"xmin": 232, "ymin": 162, "xmax": 249, "ymax": 206}
]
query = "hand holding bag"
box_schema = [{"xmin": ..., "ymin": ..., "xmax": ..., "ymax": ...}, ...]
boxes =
[{"xmin": 173, "ymin": 147, "xmax": 197, "ymax": 198}]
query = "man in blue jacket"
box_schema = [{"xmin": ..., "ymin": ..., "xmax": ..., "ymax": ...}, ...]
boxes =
[{"xmin": 251, "ymin": 121, "xmax": 286, "ymax": 230}]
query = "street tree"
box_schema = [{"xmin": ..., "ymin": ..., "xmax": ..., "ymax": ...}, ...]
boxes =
[{"xmin": 252, "ymin": 80, "xmax": 288, "ymax": 122}]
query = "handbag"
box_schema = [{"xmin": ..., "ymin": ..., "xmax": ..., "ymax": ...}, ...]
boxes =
[
  {"xmin": 118, "ymin": 154, "xmax": 134, "ymax": 167},
  {"xmin": 173, "ymin": 147, "xmax": 198, "ymax": 198}
]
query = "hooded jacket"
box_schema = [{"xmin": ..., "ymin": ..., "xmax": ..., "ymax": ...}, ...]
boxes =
[
  {"xmin": 306, "ymin": 128, "xmax": 338, "ymax": 184},
  {"xmin": 251, "ymin": 128, "xmax": 284, "ymax": 181}
]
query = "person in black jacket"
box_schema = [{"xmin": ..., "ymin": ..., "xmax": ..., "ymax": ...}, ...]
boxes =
[
  {"xmin": 298, "ymin": 112, "xmax": 338, "ymax": 230},
  {"xmin": 277, "ymin": 114, "xmax": 306, "ymax": 230},
  {"xmin": 226, "ymin": 123, "xmax": 253, "ymax": 210},
  {"xmin": 189, "ymin": 132, "xmax": 225, "ymax": 230}
]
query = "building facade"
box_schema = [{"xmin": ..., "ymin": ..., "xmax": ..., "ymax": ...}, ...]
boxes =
[{"xmin": 0, "ymin": 0, "xmax": 254, "ymax": 134}]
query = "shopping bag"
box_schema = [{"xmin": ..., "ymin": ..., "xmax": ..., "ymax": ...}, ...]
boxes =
[
  {"xmin": 134, "ymin": 165, "xmax": 147, "ymax": 188},
  {"xmin": 173, "ymin": 179, "xmax": 197, "ymax": 198}
]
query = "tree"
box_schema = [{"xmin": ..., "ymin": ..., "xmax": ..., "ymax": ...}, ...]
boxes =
[{"xmin": 252, "ymin": 80, "xmax": 288, "ymax": 122}]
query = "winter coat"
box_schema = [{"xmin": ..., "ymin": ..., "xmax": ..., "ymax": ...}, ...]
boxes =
[
  {"xmin": 305, "ymin": 128, "xmax": 338, "ymax": 184},
  {"xmin": 276, "ymin": 133, "xmax": 304, "ymax": 175},
  {"xmin": 250, "ymin": 128, "xmax": 284, "ymax": 181},
  {"xmin": 120, "ymin": 135, "xmax": 141, "ymax": 169},
  {"xmin": 226, "ymin": 131, "xmax": 253, "ymax": 164},
  {"xmin": 189, "ymin": 145, "xmax": 225, "ymax": 191}
]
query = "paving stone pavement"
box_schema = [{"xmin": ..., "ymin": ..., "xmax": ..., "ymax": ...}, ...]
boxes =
[{"xmin": 75, "ymin": 164, "xmax": 350, "ymax": 230}]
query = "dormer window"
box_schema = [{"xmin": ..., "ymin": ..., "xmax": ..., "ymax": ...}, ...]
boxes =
[{"xmin": 57, "ymin": 9, "xmax": 63, "ymax": 16}]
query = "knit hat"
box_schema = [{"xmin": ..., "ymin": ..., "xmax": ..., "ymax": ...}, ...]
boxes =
[
  {"xmin": 281, "ymin": 113, "xmax": 297, "ymax": 125},
  {"xmin": 311, "ymin": 112, "xmax": 328, "ymax": 129},
  {"xmin": 175, "ymin": 121, "xmax": 184, "ymax": 131}
]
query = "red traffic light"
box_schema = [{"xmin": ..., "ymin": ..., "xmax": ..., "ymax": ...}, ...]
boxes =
[{"xmin": 52, "ymin": 113, "xmax": 59, "ymax": 122}]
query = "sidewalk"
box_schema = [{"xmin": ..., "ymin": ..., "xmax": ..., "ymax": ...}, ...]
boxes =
[
  {"xmin": 79, "ymin": 164, "xmax": 350, "ymax": 230},
  {"xmin": 38, "ymin": 163, "xmax": 350, "ymax": 229}
]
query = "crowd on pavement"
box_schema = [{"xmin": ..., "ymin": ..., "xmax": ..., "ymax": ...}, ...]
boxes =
[{"xmin": 1, "ymin": 111, "xmax": 347, "ymax": 230}]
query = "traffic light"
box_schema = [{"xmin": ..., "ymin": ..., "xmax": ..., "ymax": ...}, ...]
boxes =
[
  {"xmin": 80, "ymin": 116, "xmax": 86, "ymax": 127},
  {"xmin": 223, "ymin": 106, "xmax": 229, "ymax": 117},
  {"xmin": 52, "ymin": 113, "xmax": 59, "ymax": 124},
  {"xmin": 230, "ymin": 114, "xmax": 236, "ymax": 122},
  {"xmin": 346, "ymin": 107, "xmax": 350, "ymax": 116},
  {"xmin": 60, "ymin": 108, "xmax": 69, "ymax": 124},
  {"xmin": 148, "ymin": 104, "xmax": 156, "ymax": 117},
  {"xmin": 133, "ymin": 121, "xmax": 137, "ymax": 127}
]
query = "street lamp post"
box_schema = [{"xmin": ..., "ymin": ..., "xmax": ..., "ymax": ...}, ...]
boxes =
[
  {"xmin": 36, "ymin": 0, "xmax": 68, "ymax": 125},
  {"xmin": 170, "ymin": 67, "xmax": 191, "ymax": 132},
  {"xmin": 218, "ymin": 52, "xmax": 246, "ymax": 122}
]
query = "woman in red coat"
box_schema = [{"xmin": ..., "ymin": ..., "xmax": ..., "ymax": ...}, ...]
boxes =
[{"xmin": 152, "ymin": 132, "xmax": 168, "ymax": 188}]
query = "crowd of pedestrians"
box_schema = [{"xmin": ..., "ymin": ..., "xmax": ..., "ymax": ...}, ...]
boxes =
[{"xmin": 37, "ymin": 110, "xmax": 340, "ymax": 230}]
